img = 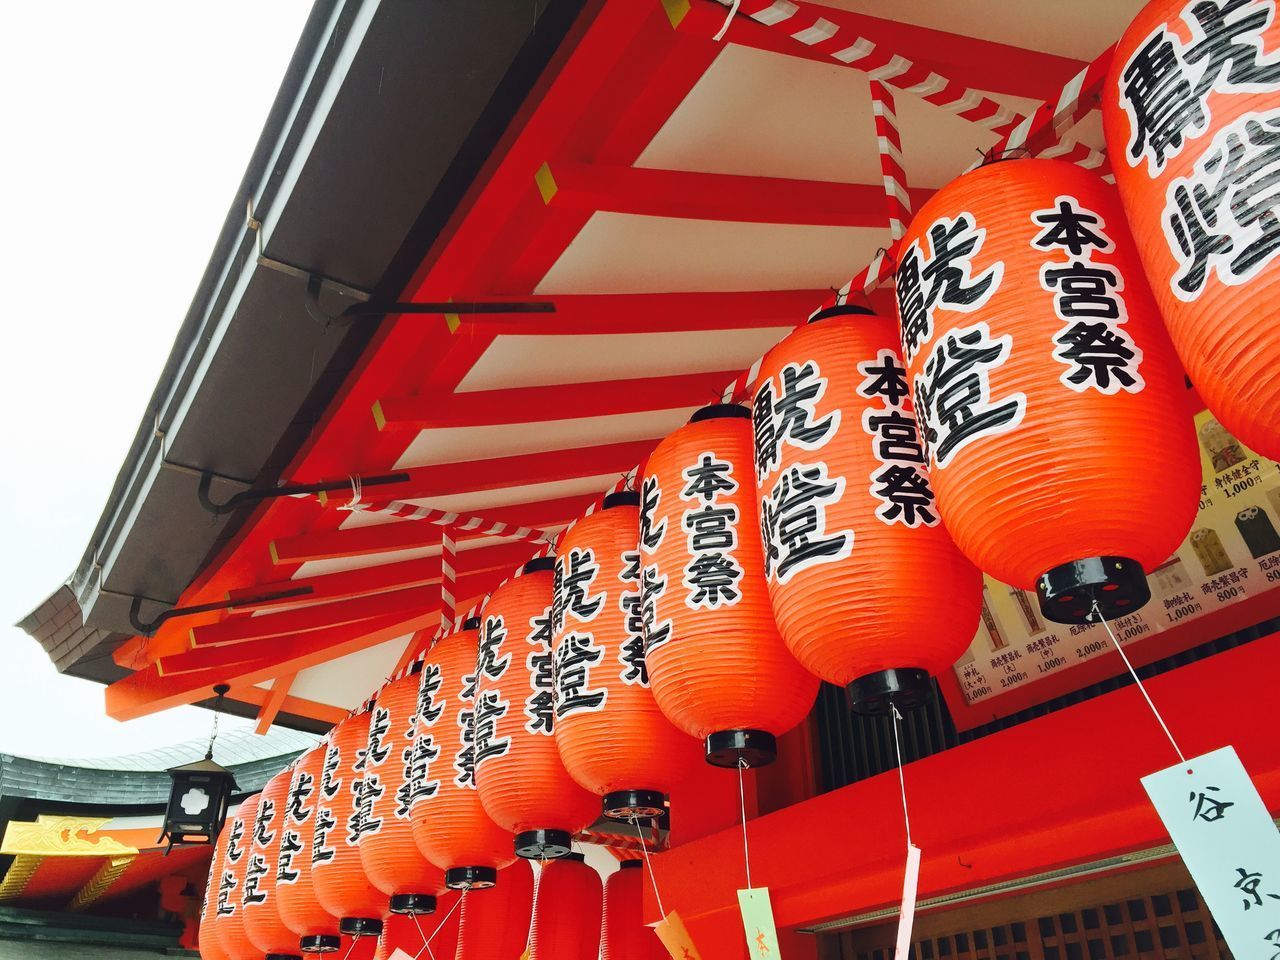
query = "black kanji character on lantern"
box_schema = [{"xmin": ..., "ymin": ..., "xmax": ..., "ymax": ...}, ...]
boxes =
[
  {"xmin": 618, "ymin": 549, "xmax": 648, "ymax": 685},
  {"xmin": 682, "ymin": 452, "xmax": 737, "ymax": 502},
  {"xmin": 276, "ymin": 830, "xmax": 304, "ymax": 883},
  {"xmin": 396, "ymin": 737, "xmax": 439, "ymax": 816},
  {"xmin": 639, "ymin": 475, "xmax": 666, "ymax": 553},
  {"xmin": 555, "ymin": 634, "xmax": 607, "ymax": 717},
  {"xmin": 870, "ymin": 464, "xmax": 938, "ymax": 527},
  {"xmin": 225, "ymin": 819, "xmax": 245, "ymax": 863},
  {"xmin": 760, "ymin": 463, "xmax": 853, "ymax": 583},
  {"xmin": 1265, "ymin": 927, "xmax": 1280, "ymax": 960},
  {"xmin": 366, "ymin": 707, "xmax": 392, "ymax": 766},
  {"xmin": 1189, "ymin": 784, "xmax": 1234, "ymax": 822},
  {"xmin": 311, "ymin": 807, "xmax": 337, "ymax": 865},
  {"xmin": 913, "ymin": 323, "xmax": 1025, "ymax": 468},
  {"xmin": 683, "ymin": 551, "xmax": 743, "ymax": 608},
  {"xmin": 1053, "ymin": 321, "xmax": 1143, "ymax": 392},
  {"xmin": 453, "ymin": 708, "xmax": 476, "ymax": 789},
  {"xmin": 640, "ymin": 564, "xmax": 672, "ymax": 652},
  {"xmin": 1185, "ymin": 0, "xmax": 1280, "ymax": 98},
  {"xmin": 347, "ymin": 773, "xmax": 383, "ymax": 843},
  {"xmin": 216, "ymin": 871, "xmax": 237, "ymax": 916},
  {"xmin": 896, "ymin": 215, "xmax": 1002, "ymax": 363},
  {"xmin": 523, "ymin": 649, "xmax": 556, "ymax": 734},
  {"xmin": 253, "ymin": 799, "xmax": 275, "ymax": 848},
  {"xmin": 683, "ymin": 503, "xmax": 738, "ymax": 551},
  {"xmin": 553, "ymin": 549, "xmax": 605, "ymax": 632},
  {"xmin": 320, "ymin": 746, "xmax": 341, "ymax": 800},
  {"xmin": 1032, "ymin": 198, "xmax": 1112, "ymax": 256},
  {"xmin": 243, "ymin": 854, "xmax": 268, "ymax": 905},
  {"xmin": 1042, "ymin": 261, "xmax": 1123, "ymax": 319},
  {"xmin": 1121, "ymin": 31, "xmax": 1207, "ymax": 172},
  {"xmin": 774, "ymin": 362, "xmax": 838, "ymax": 451},
  {"xmin": 473, "ymin": 690, "xmax": 511, "ymax": 768},
  {"xmin": 1166, "ymin": 112, "xmax": 1280, "ymax": 298},
  {"xmin": 417, "ymin": 663, "xmax": 444, "ymax": 726},
  {"xmin": 857, "ymin": 351, "xmax": 912, "ymax": 407},
  {"xmin": 528, "ymin": 607, "xmax": 554, "ymax": 653},
  {"xmin": 864, "ymin": 410, "xmax": 926, "ymax": 464},
  {"xmin": 287, "ymin": 771, "xmax": 314, "ymax": 824},
  {"xmin": 477, "ymin": 615, "xmax": 511, "ymax": 682},
  {"xmin": 1234, "ymin": 866, "xmax": 1280, "ymax": 910},
  {"xmin": 753, "ymin": 381, "xmax": 779, "ymax": 481}
]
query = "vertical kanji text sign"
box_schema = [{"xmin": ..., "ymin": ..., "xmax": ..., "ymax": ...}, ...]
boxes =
[{"xmin": 1142, "ymin": 746, "xmax": 1280, "ymax": 960}]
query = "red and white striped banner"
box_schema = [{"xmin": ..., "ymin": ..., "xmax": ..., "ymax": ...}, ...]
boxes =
[
  {"xmin": 713, "ymin": 0, "xmax": 1022, "ymax": 134},
  {"xmin": 334, "ymin": 497, "xmax": 553, "ymax": 546},
  {"xmin": 439, "ymin": 526, "xmax": 457, "ymax": 636},
  {"xmin": 870, "ymin": 79, "xmax": 910, "ymax": 242}
]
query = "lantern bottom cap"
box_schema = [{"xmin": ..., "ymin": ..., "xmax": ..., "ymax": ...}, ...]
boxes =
[
  {"xmin": 1036, "ymin": 555, "xmax": 1150, "ymax": 624},
  {"xmin": 445, "ymin": 865, "xmax": 497, "ymax": 890},
  {"xmin": 847, "ymin": 668, "xmax": 933, "ymax": 716},
  {"xmin": 389, "ymin": 893, "xmax": 437, "ymax": 915},
  {"xmin": 704, "ymin": 729, "xmax": 776, "ymax": 768},
  {"xmin": 602, "ymin": 789, "xmax": 666, "ymax": 821},
  {"xmin": 339, "ymin": 917, "xmax": 383, "ymax": 938},
  {"xmin": 299, "ymin": 935, "xmax": 342, "ymax": 954},
  {"xmin": 266, "ymin": 954, "xmax": 302, "ymax": 960},
  {"xmin": 514, "ymin": 828, "xmax": 575, "ymax": 860}
]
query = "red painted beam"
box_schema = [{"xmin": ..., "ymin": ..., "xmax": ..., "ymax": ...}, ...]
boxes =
[
  {"xmin": 540, "ymin": 162, "xmax": 936, "ymax": 227},
  {"xmin": 228, "ymin": 559, "xmax": 501, "ymax": 611},
  {"xmin": 235, "ymin": 679, "xmax": 346, "ymax": 728},
  {"xmin": 254, "ymin": 673, "xmax": 295, "ymax": 734},
  {"xmin": 374, "ymin": 368, "xmax": 736, "ymax": 431},
  {"xmin": 678, "ymin": 0, "xmax": 1087, "ymax": 103}
]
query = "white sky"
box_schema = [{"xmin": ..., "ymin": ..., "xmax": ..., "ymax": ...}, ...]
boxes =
[{"xmin": 0, "ymin": 2, "xmax": 314, "ymax": 757}]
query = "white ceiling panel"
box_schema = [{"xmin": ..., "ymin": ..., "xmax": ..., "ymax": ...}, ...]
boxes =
[{"xmin": 289, "ymin": 635, "xmax": 412, "ymax": 710}]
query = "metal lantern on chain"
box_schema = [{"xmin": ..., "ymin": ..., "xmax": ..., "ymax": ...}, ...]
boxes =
[{"xmin": 161, "ymin": 684, "xmax": 238, "ymax": 852}]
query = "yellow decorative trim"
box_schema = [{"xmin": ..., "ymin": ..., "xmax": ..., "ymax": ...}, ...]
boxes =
[
  {"xmin": 535, "ymin": 162, "xmax": 558, "ymax": 205},
  {"xmin": 0, "ymin": 855, "xmax": 40, "ymax": 902},
  {"xmin": 661, "ymin": 0, "xmax": 691, "ymax": 28},
  {"xmin": 445, "ymin": 312, "xmax": 462, "ymax": 334},
  {"xmin": 67, "ymin": 855, "xmax": 135, "ymax": 912},
  {"xmin": 1, "ymin": 816, "xmax": 138, "ymax": 858},
  {"xmin": 371, "ymin": 399, "xmax": 387, "ymax": 431}
]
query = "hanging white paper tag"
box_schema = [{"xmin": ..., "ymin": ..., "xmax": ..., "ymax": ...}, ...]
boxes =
[
  {"xmin": 893, "ymin": 843, "xmax": 922, "ymax": 960},
  {"xmin": 737, "ymin": 886, "xmax": 781, "ymax": 957},
  {"xmin": 389, "ymin": 950, "xmax": 414, "ymax": 960},
  {"xmin": 1142, "ymin": 746, "xmax": 1280, "ymax": 960}
]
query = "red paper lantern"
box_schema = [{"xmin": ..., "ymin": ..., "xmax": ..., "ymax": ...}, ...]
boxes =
[
  {"xmin": 410, "ymin": 618, "xmax": 516, "ymax": 890},
  {"xmin": 753, "ymin": 310, "xmax": 983, "ymax": 712},
  {"xmin": 1103, "ymin": 0, "xmax": 1280, "ymax": 458},
  {"xmin": 199, "ymin": 824, "xmax": 231, "ymax": 960},
  {"xmin": 242, "ymin": 769, "xmax": 301, "ymax": 959},
  {"xmin": 895, "ymin": 159, "xmax": 1200, "ymax": 624},
  {"xmin": 528, "ymin": 854, "xmax": 603, "ymax": 960},
  {"xmin": 602, "ymin": 861, "xmax": 665, "ymax": 960},
  {"xmin": 312, "ymin": 711, "xmax": 389, "ymax": 940},
  {"xmin": 214, "ymin": 795, "xmax": 261, "ymax": 960},
  {"xmin": 552, "ymin": 495, "xmax": 700, "ymax": 820},
  {"xmin": 358, "ymin": 667, "xmax": 446, "ymax": 916},
  {"xmin": 276, "ymin": 744, "xmax": 341, "ymax": 953},
  {"xmin": 455, "ymin": 860, "xmax": 535, "ymax": 960},
  {"xmin": 476, "ymin": 561, "xmax": 599, "ymax": 859},
  {"xmin": 640, "ymin": 406, "xmax": 820, "ymax": 766}
]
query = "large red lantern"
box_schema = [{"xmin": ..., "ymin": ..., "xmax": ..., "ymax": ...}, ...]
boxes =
[
  {"xmin": 276, "ymin": 744, "xmax": 341, "ymax": 954},
  {"xmin": 602, "ymin": 861, "xmax": 665, "ymax": 960},
  {"xmin": 455, "ymin": 860, "xmax": 535, "ymax": 960},
  {"xmin": 895, "ymin": 159, "xmax": 1200, "ymax": 624},
  {"xmin": 1103, "ymin": 0, "xmax": 1280, "ymax": 458},
  {"xmin": 476, "ymin": 560, "xmax": 599, "ymax": 859},
  {"xmin": 242, "ymin": 769, "xmax": 301, "ymax": 959},
  {"xmin": 528, "ymin": 854, "xmax": 603, "ymax": 960},
  {"xmin": 552, "ymin": 495, "xmax": 700, "ymax": 820},
  {"xmin": 213, "ymin": 795, "xmax": 261, "ymax": 960},
  {"xmin": 409, "ymin": 618, "xmax": 515, "ymax": 890},
  {"xmin": 640, "ymin": 406, "xmax": 820, "ymax": 766},
  {"xmin": 199, "ymin": 824, "xmax": 231, "ymax": 960},
  {"xmin": 753, "ymin": 310, "xmax": 983, "ymax": 712},
  {"xmin": 312, "ymin": 710, "xmax": 389, "ymax": 940},
  {"xmin": 358, "ymin": 667, "xmax": 446, "ymax": 916}
]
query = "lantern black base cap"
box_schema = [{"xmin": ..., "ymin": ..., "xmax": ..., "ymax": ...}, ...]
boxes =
[
  {"xmin": 390, "ymin": 893, "xmax": 437, "ymax": 915},
  {"xmin": 847, "ymin": 668, "xmax": 933, "ymax": 716},
  {"xmin": 809, "ymin": 304, "xmax": 875, "ymax": 323},
  {"xmin": 704, "ymin": 729, "xmax": 776, "ymax": 768},
  {"xmin": 266, "ymin": 953, "xmax": 302, "ymax": 960},
  {"xmin": 445, "ymin": 866, "xmax": 497, "ymax": 890},
  {"xmin": 1037, "ymin": 556, "xmax": 1150, "ymax": 624},
  {"xmin": 514, "ymin": 829, "xmax": 574, "ymax": 860},
  {"xmin": 602, "ymin": 789, "xmax": 666, "ymax": 821},
  {"xmin": 339, "ymin": 918, "xmax": 382, "ymax": 938},
  {"xmin": 690, "ymin": 403, "xmax": 751, "ymax": 423},
  {"xmin": 300, "ymin": 935, "xmax": 341, "ymax": 954}
]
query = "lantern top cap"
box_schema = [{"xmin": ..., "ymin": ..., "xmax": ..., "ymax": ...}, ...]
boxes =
[
  {"xmin": 602, "ymin": 490, "xmax": 640, "ymax": 510},
  {"xmin": 166, "ymin": 756, "xmax": 238, "ymax": 782},
  {"xmin": 690, "ymin": 403, "xmax": 750, "ymax": 424},
  {"xmin": 808, "ymin": 304, "xmax": 875, "ymax": 324},
  {"xmin": 522, "ymin": 556, "xmax": 556, "ymax": 575}
]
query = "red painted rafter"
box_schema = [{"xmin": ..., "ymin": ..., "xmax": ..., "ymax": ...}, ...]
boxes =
[
  {"xmin": 374, "ymin": 368, "xmax": 736, "ymax": 431},
  {"xmin": 540, "ymin": 162, "xmax": 936, "ymax": 227},
  {"xmin": 254, "ymin": 673, "xmax": 295, "ymax": 734},
  {"xmin": 677, "ymin": 0, "xmax": 1086, "ymax": 103},
  {"xmin": 238, "ymin": 678, "xmax": 346, "ymax": 728}
]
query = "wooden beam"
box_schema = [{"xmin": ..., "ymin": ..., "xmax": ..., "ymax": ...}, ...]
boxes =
[
  {"xmin": 539, "ymin": 162, "xmax": 936, "ymax": 227},
  {"xmin": 254, "ymin": 673, "xmax": 296, "ymax": 734},
  {"xmin": 233, "ymin": 681, "xmax": 347, "ymax": 727},
  {"xmin": 374, "ymin": 368, "xmax": 735, "ymax": 431}
]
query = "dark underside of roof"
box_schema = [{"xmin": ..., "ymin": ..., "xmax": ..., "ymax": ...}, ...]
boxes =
[{"xmin": 19, "ymin": 0, "xmax": 589, "ymax": 730}]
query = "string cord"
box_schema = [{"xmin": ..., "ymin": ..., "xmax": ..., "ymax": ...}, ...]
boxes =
[
  {"xmin": 411, "ymin": 888, "xmax": 467, "ymax": 960},
  {"xmin": 1091, "ymin": 600, "xmax": 1187, "ymax": 764},
  {"xmin": 737, "ymin": 757, "xmax": 754, "ymax": 889},
  {"xmin": 714, "ymin": 0, "xmax": 742, "ymax": 41},
  {"xmin": 342, "ymin": 473, "xmax": 364, "ymax": 512},
  {"xmin": 632, "ymin": 814, "xmax": 667, "ymax": 919},
  {"xmin": 890, "ymin": 705, "xmax": 912, "ymax": 847}
]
